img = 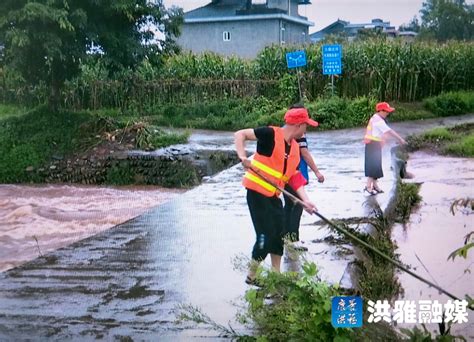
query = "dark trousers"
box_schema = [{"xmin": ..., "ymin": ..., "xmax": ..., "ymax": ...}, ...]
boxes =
[
  {"xmin": 246, "ymin": 189, "xmax": 284, "ymax": 261},
  {"xmin": 283, "ymin": 185, "xmax": 304, "ymax": 242}
]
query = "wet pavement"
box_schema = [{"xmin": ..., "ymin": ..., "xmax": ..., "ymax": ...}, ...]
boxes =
[{"xmin": 0, "ymin": 114, "xmax": 473, "ymax": 340}]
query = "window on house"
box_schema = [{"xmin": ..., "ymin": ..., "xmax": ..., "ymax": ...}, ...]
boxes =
[
  {"xmin": 223, "ymin": 31, "xmax": 231, "ymax": 42},
  {"xmin": 281, "ymin": 23, "xmax": 286, "ymax": 44}
]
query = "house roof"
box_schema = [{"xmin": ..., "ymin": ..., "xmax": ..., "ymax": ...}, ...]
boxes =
[
  {"xmin": 309, "ymin": 18, "xmax": 394, "ymax": 38},
  {"xmin": 345, "ymin": 19, "xmax": 391, "ymax": 29},
  {"xmin": 308, "ymin": 19, "xmax": 347, "ymax": 38},
  {"xmin": 184, "ymin": 1, "xmax": 314, "ymax": 27},
  {"xmin": 184, "ymin": 3, "xmax": 241, "ymax": 19},
  {"xmin": 398, "ymin": 31, "xmax": 418, "ymax": 36}
]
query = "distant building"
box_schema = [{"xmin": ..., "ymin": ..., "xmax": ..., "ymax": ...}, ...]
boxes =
[
  {"xmin": 177, "ymin": 0, "xmax": 314, "ymax": 58},
  {"xmin": 308, "ymin": 19, "xmax": 348, "ymax": 42},
  {"xmin": 309, "ymin": 18, "xmax": 398, "ymax": 42},
  {"xmin": 397, "ymin": 31, "xmax": 418, "ymax": 42}
]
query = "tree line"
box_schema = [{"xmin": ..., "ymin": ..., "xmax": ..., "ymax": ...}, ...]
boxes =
[{"xmin": 0, "ymin": 0, "xmax": 472, "ymax": 111}]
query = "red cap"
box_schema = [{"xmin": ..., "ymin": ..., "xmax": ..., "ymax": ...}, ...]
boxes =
[
  {"xmin": 376, "ymin": 102, "xmax": 395, "ymax": 113},
  {"xmin": 284, "ymin": 108, "xmax": 319, "ymax": 127}
]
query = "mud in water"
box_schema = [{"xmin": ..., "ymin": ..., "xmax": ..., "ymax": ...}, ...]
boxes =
[
  {"xmin": 392, "ymin": 151, "xmax": 474, "ymax": 337},
  {"xmin": 0, "ymin": 184, "xmax": 184, "ymax": 272}
]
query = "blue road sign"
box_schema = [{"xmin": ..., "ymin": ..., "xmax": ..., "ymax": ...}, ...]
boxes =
[
  {"xmin": 323, "ymin": 59, "xmax": 342, "ymax": 75},
  {"xmin": 286, "ymin": 50, "xmax": 307, "ymax": 69},
  {"xmin": 322, "ymin": 44, "xmax": 342, "ymax": 60},
  {"xmin": 322, "ymin": 44, "xmax": 342, "ymax": 75}
]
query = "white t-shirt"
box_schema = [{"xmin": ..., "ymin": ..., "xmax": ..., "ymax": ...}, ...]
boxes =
[{"xmin": 371, "ymin": 116, "xmax": 391, "ymax": 139}]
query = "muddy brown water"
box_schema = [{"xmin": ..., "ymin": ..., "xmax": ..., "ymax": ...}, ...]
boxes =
[{"xmin": 0, "ymin": 185, "xmax": 184, "ymax": 272}]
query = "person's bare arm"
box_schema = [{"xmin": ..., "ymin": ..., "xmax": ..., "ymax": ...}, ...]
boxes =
[
  {"xmin": 295, "ymin": 186, "xmax": 317, "ymax": 213},
  {"xmin": 385, "ymin": 129, "xmax": 407, "ymax": 145},
  {"xmin": 234, "ymin": 128, "xmax": 257, "ymax": 168},
  {"xmin": 300, "ymin": 147, "xmax": 324, "ymax": 183}
]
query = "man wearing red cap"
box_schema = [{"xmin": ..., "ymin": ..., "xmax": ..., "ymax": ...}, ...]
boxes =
[
  {"xmin": 283, "ymin": 104, "xmax": 325, "ymax": 252},
  {"xmin": 234, "ymin": 106, "xmax": 317, "ymax": 285},
  {"xmin": 364, "ymin": 102, "xmax": 407, "ymax": 195}
]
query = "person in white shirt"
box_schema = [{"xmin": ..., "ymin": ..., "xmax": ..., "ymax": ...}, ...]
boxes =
[{"xmin": 363, "ymin": 102, "xmax": 407, "ymax": 195}]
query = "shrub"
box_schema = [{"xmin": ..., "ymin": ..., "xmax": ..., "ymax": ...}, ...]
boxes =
[
  {"xmin": 0, "ymin": 106, "xmax": 91, "ymax": 183},
  {"xmin": 311, "ymin": 96, "xmax": 348, "ymax": 129},
  {"xmin": 444, "ymin": 135, "xmax": 474, "ymax": 157},
  {"xmin": 242, "ymin": 262, "xmax": 353, "ymax": 341},
  {"xmin": 394, "ymin": 182, "xmax": 422, "ymax": 223},
  {"xmin": 387, "ymin": 102, "xmax": 434, "ymax": 122},
  {"xmin": 423, "ymin": 91, "xmax": 474, "ymax": 116},
  {"xmin": 422, "ymin": 127, "xmax": 455, "ymax": 142},
  {"xmin": 309, "ymin": 96, "xmax": 374, "ymax": 129}
]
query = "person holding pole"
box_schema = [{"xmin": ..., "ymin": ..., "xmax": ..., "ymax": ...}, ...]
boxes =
[
  {"xmin": 283, "ymin": 105, "xmax": 324, "ymax": 251},
  {"xmin": 234, "ymin": 106, "xmax": 317, "ymax": 285},
  {"xmin": 364, "ymin": 102, "xmax": 407, "ymax": 195}
]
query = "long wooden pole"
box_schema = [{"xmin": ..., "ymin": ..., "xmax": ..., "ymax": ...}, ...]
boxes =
[{"xmin": 248, "ymin": 166, "xmax": 468, "ymax": 304}]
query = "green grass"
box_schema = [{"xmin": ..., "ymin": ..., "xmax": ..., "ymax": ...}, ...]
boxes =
[
  {"xmin": 407, "ymin": 123, "xmax": 474, "ymax": 158},
  {"xmin": 424, "ymin": 91, "xmax": 474, "ymax": 117},
  {"xmin": 0, "ymin": 105, "xmax": 191, "ymax": 184},
  {"xmin": 0, "ymin": 103, "xmax": 29, "ymax": 120},
  {"xmin": 150, "ymin": 130, "xmax": 189, "ymax": 148},
  {"xmin": 422, "ymin": 127, "xmax": 455, "ymax": 142},
  {"xmin": 124, "ymin": 91, "xmax": 473, "ymax": 131},
  {"xmin": 444, "ymin": 135, "xmax": 474, "ymax": 157},
  {"xmin": 1, "ymin": 90, "xmax": 472, "ymax": 183},
  {"xmin": 0, "ymin": 105, "xmax": 92, "ymax": 183},
  {"xmin": 394, "ymin": 182, "xmax": 422, "ymax": 223},
  {"xmin": 388, "ymin": 102, "xmax": 436, "ymax": 122}
]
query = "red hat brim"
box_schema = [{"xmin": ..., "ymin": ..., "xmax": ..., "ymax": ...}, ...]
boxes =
[{"xmin": 306, "ymin": 118, "xmax": 319, "ymax": 127}]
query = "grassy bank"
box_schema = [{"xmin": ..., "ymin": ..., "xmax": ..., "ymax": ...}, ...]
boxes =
[
  {"xmin": 121, "ymin": 90, "xmax": 474, "ymax": 131},
  {"xmin": 0, "ymin": 105, "xmax": 188, "ymax": 183},
  {"xmin": 407, "ymin": 122, "xmax": 474, "ymax": 157},
  {"xmin": 1, "ymin": 90, "xmax": 472, "ymax": 184}
]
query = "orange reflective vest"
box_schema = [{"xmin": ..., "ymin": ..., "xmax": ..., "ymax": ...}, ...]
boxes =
[
  {"xmin": 243, "ymin": 126, "xmax": 300, "ymax": 197},
  {"xmin": 363, "ymin": 114, "xmax": 384, "ymax": 144}
]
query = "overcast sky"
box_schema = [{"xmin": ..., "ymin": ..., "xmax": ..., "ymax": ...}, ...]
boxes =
[{"xmin": 163, "ymin": 0, "xmax": 427, "ymax": 33}]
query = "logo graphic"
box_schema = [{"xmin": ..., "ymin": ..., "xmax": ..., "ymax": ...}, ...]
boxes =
[{"xmin": 332, "ymin": 296, "xmax": 363, "ymax": 328}]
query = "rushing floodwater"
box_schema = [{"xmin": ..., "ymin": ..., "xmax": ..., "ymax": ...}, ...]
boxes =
[{"xmin": 0, "ymin": 185, "xmax": 184, "ymax": 272}]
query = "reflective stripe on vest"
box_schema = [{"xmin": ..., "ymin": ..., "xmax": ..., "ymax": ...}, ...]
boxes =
[
  {"xmin": 251, "ymin": 159, "xmax": 283, "ymax": 180},
  {"xmin": 244, "ymin": 172, "xmax": 277, "ymax": 193},
  {"xmin": 242, "ymin": 127, "xmax": 300, "ymax": 197},
  {"xmin": 364, "ymin": 114, "xmax": 383, "ymax": 143}
]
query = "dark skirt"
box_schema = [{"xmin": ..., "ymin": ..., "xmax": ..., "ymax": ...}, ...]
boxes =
[{"xmin": 365, "ymin": 141, "xmax": 383, "ymax": 179}]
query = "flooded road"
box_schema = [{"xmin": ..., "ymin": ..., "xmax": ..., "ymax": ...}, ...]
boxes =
[
  {"xmin": 0, "ymin": 185, "xmax": 184, "ymax": 272},
  {"xmin": 393, "ymin": 151, "xmax": 474, "ymax": 337},
  {"xmin": 0, "ymin": 114, "xmax": 473, "ymax": 340}
]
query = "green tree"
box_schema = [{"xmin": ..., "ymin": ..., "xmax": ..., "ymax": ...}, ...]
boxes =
[
  {"xmin": 354, "ymin": 27, "xmax": 386, "ymax": 41},
  {"xmin": 419, "ymin": 0, "xmax": 474, "ymax": 41},
  {"xmin": 0, "ymin": 0, "xmax": 183, "ymax": 110},
  {"xmin": 399, "ymin": 16, "xmax": 421, "ymax": 32}
]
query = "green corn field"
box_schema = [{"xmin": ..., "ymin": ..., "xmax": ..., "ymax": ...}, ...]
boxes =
[{"xmin": 1, "ymin": 40, "xmax": 473, "ymax": 110}]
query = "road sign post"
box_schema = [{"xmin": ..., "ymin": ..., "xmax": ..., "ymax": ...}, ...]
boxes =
[
  {"xmin": 286, "ymin": 50, "xmax": 307, "ymax": 102},
  {"xmin": 322, "ymin": 44, "xmax": 342, "ymax": 96}
]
